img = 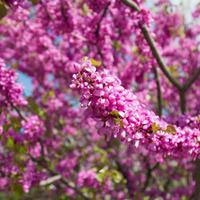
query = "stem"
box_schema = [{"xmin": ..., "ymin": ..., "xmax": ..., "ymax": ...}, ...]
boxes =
[
  {"xmin": 190, "ymin": 160, "xmax": 200, "ymax": 200},
  {"xmin": 153, "ymin": 67, "xmax": 162, "ymax": 117},
  {"xmin": 179, "ymin": 90, "xmax": 186, "ymax": 114},
  {"xmin": 182, "ymin": 68, "xmax": 200, "ymax": 91},
  {"xmin": 141, "ymin": 162, "xmax": 159, "ymax": 193},
  {"xmin": 95, "ymin": 2, "xmax": 111, "ymax": 36},
  {"xmin": 10, "ymin": 103, "xmax": 27, "ymax": 122},
  {"xmin": 30, "ymin": 156, "xmax": 90, "ymax": 200},
  {"xmin": 116, "ymin": 160, "xmax": 135, "ymax": 198},
  {"xmin": 140, "ymin": 25, "xmax": 182, "ymax": 90},
  {"xmin": 95, "ymin": 2, "xmax": 111, "ymax": 64},
  {"xmin": 121, "ymin": 0, "xmax": 140, "ymax": 11}
]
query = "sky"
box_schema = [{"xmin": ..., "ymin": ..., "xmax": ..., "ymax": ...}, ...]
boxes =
[
  {"xmin": 18, "ymin": 72, "xmax": 33, "ymax": 96},
  {"xmin": 174, "ymin": 0, "xmax": 199, "ymax": 21}
]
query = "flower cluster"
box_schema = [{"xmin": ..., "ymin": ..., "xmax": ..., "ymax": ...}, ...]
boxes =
[
  {"xmin": 71, "ymin": 59, "xmax": 200, "ymax": 159},
  {"xmin": 22, "ymin": 115, "xmax": 45, "ymax": 141},
  {"xmin": 85, "ymin": 0, "xmax": 110, "ymax": 12},
  {"xmin": 20, "ymin": 160, "xmax": 46, "ymax": 193},
  {"xmin": 0, "ymin": 0, "xmax": 199, "ymax": 199},
  {"xmin": 77, "ymin": 169, "xmax": 99, "ymax": 188},
  {"xmin": 56, "ymin": 154, "xmax": 77, "ymax": 178},
  {"xmin": 0, "ymin": 58, "xmax": 26, "ymax": 107}
]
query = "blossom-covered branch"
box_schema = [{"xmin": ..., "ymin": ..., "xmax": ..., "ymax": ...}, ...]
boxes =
[{"xmin": 71, "ymin": 59, "xmax": 200, "ymax": 159}]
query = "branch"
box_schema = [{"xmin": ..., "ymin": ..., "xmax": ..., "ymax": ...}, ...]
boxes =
[
  {"xmin": 121, "ymin": 0, "xmax": 140, "ymax": 11},
  {"xmin": 190, "ymin": 159, "xmax": 200, "ymax": 200},
  {"xmin": 153, "ymin": 67, "xmax": 162, "ymax": 116},
  {"xmin": 10, "ymin": 103, "xmax": 27, "ymax": 122},
  {"xmin": 95, "ymin": 2, "xmax": 111, "ymax": 64},
  {"xmin": 140, "ymin": 25, "xmax": 182, "ymax": 90},
  {"xmin": 121, "ymin": 0, "xmax": 182, "ymax": 90},
  {"xmin": 141, "ymin": 162, "xmax": 159, "ymax": 192},
  {"xmin": 40, "ymin": 175, "xmax": 61, "ymax": 186},
  {"xmin": 116, "ymin": 160, "xmax": 135, "ymax": 198},
  {"xmin": 30, "ymin": 156, "xmax": 90, "ymax": 200},
  {"xmin": 95, "ymin": 2, "xmax": 111, "ymax": 37},
  {"xmin": 179, "ymin": 90, "xmax": 186, "ymax": 114},
  {"xmin": 182, "ymin": 68, "xmax": 200, "ymax": 91}
]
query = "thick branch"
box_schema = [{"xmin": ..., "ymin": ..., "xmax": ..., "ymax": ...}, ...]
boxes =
[
  {"xmin": 190, "ymin": 160, "xmax": 200, "ymax": 200},
  {"xmin": 140, "ymin": 25, "xmax": 182, "ymax": 90},
  {"xmin": 182, "ymin": 68, "xmax": 200, "ymax": 91},
  {"xmin": 153, "ymin": 67, "xmax": 162, "ymax": 116},
  {"xmin": 179, "ymin": 90, "xmax": 186, "ymax": 114}
]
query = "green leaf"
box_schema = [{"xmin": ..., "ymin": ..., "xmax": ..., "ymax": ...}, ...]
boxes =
[
  {"xmin": 110, "ymin": 110, "xmax": 123, "ymax": 128},
  {"xmin": 29, "ymin": 0, "xmax": 40, "ymax": 5},
  {"xmin": 10, "ymin": 117, "xmax": 21, "ymax": 132},
  {"xmin": 134, "ymin": 192, "xmax": 142, "ymax": 200},
  {"xmin": 93, "ymin": 146, "xmax": 108, "ymax": 165},
  {"xmin": 90, "ymin": 58, "xmax": 102, "ymax": 67},
  {"xmin": 114, "ymin": 118, "xmax": 123, "ymax": 128},
  {"xmin": 113, "ymin": 41, "xmax": 121, "ymax": 51},
  {"xmin": 81, "ymin": 188, "xmax": 94, "ymax": 198},
  {"xmin": 6, "ymin": 137, "xmax": 14, "ymax": 149},
  {"xmin": 0, "ymin": 3, "xmax": 7, "ymax": 19},
  {"xmin": 110, "ymin": 110, "xmax": 120, "ymax": 118},
  {"xmin": 111, "ymin": 170, "xmax": 123, "ymax": 184},
  {"xmin": 3, "ymin": 123, "xmax": 10, "ymax": 132},
  {"xmin": 181, "ymin": 196, "xmax": 187, "ymax": 200},
  {"xmin": 28, "ymin": 97, "xmax": 46, "ymax": 118},
  {"xmin": 96, "ymin": 166, "xmax": 109, "ymax": 183},
  {"xmin": 42, "ymin": 90, "xmax": 55, "ymax": 103},
  {"xmin": 11, "ymin": 183, "xmax": 24, "ymax": 199},
  {"xmin": 82, "ymin": 3, "xmax": 90, "ymax": 15},
  {"xmin": 152, "ymin": 123, "xmax": 160, "ymax": 133},
  {"xmin": 165, "ymin": 125, "xmax": 176, "ymax": 135},
  {"xmin": 17, "ymin": 145, "xmax": 27, "ymax": 154}
]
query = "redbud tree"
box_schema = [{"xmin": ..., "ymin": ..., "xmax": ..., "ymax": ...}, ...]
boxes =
[{"xmin": 0, "ymin": 0, "xmax": 199, "ymax": 199}]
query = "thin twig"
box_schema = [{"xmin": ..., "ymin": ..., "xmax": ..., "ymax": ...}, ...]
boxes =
[
  {"xmin": 30, "ymin": 156, "xmax": 90, "ymax": 200},
  {"xmin": 95, "ymin": 2, "xmax": 111, "ymax": 64},
  {"xmin": 10, "ymin": 103, "xmax": 27, "ymax": 122},
  {"xmin": 121, "ymin": 0, "xmax": 140, "ymax": 11},
  {"xmin": 141, "ymin": 162, "xmax": 159, "ymax": 192}
]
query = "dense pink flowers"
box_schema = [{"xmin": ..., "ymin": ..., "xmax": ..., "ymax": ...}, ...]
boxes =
[
  {"xmin": 77, "ymin": 169, "xmax": 99, "ymax": 188},
  {"xmin": 0, "ymin": 58, "xmax": 26, "ymax": 107},
  {"xmin": 85, "ymin": 0, "xmax": 110, "ymax": 12},
  {"xmin": 71, "ymin": 59, "xmax": 200, "ymax": 159},
  {"xmin": 56, "ymin": 154, "xmax": 77, "ymax": 178},
  {"xmin": 22, "ymin": 115, "xmax": 44, "ymax": 141},
  {"xmin": 20, "ymin": 160, "xmax": 46, "ymax": 193},
  {"xmin": 0, "ymin": 0, "xmax": 199, "ymax": 199}
]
